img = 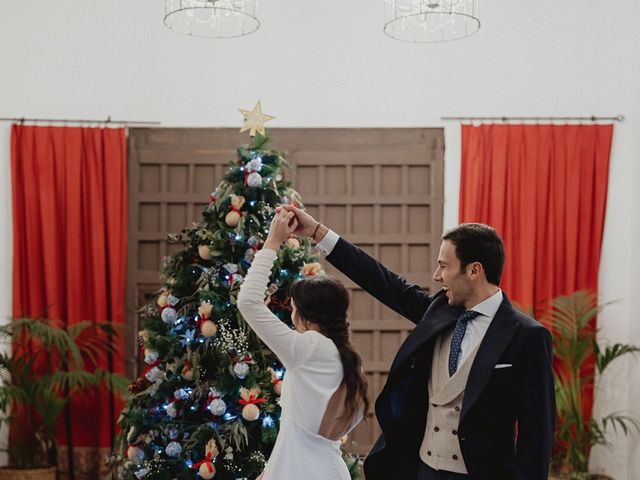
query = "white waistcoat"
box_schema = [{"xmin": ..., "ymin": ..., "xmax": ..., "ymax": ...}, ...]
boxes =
[{"xmin": 419, "ymin": 329, "xmax": 481, "ymax": 473}]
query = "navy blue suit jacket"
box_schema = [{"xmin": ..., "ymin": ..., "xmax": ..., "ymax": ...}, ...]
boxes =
[{"xmin": 326, "ymin": 238, "xmax": 555, "ymax": 480}]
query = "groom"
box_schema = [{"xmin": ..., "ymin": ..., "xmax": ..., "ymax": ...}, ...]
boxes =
[{"xmin": 279, "ymin": 205, "xmax": 555, "ymax": 480}]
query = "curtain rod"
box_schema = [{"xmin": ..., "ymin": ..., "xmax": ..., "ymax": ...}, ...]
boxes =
[
  {"xmin": 0, "ymin": 116, "xmax": 161, "ymax": 126},
  {"xmin": 441, "ymin": 115, "xmax": 624, "ymax": 122}
]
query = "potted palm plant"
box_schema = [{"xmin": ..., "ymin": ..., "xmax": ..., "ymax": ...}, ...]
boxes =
[
  {"xmin": 0, "ymin": 318, "xmax": 129, "ymax": 480},
  {"xmin": 544, "ymin": 291, "xmax": 640, "ymax": 480}
]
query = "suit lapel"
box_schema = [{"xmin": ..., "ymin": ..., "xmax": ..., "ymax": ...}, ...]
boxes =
[
  {"xmin": 460, "ymin": 297, "xmax": 521, "ymax": 421},
  {"xmin": 388, "ymin": 292, "xmax": 462, "ymax": 379}
]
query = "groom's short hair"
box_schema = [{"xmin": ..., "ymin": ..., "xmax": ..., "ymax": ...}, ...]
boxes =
[{"xmin": 442, "ymin": 223, "xmax": 505, "ymax": 286}]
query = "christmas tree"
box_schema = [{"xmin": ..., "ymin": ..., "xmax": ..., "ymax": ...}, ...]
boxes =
[{"xmin": 114, "ymin": 105, "xmax": 361, "ymax": 480}]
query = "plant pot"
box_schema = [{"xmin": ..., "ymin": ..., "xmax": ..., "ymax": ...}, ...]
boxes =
[{"xmin": 0, "ymin": 467, "xmax": 57, "ymax": 480}]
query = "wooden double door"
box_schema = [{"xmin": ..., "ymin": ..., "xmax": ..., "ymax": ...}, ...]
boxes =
[{"xmin": 127, "ymin": 127, "xmax": 444, "ymax": 455}]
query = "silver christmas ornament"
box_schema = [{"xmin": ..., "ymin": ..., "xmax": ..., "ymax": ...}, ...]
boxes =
[
  {"xmin": 145, "ymin": 366, "xmax": 163, "ymax": 383},
  {"xmin": 167, "ymin": 295, "xmax": 179, "ymax": 306},
  {"xmin": 166, "ymin": 401, "xmax": 178, "ymax": 418},
  {"xmin": 208, "ymin": 398, "xmax": 227, "ymax": 416},
  {"xmin": 165, "ymin": 441, "xmax": 182, "ymax": 457},
  {"xmin": 247, "ymin": 172, "xmax": 262, "ymax": 188},
  {"xmin": 233, "ymin": 362, "xmax": 250, "ymax": 379},
  {"xmin": 161, "ymin": 307, "xmax": 177, "ymax": 324},
  {"xmin": 173, "ymin": 388, "xmax": 189, "ymax": 401}
]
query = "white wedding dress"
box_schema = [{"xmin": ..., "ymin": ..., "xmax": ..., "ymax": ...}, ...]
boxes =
[{"xmin": 237, "ymin": 248, "xmax": 363, "ymax": 480}]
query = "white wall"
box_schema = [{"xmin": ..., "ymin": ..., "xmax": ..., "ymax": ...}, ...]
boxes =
[
  {"xmin": 1, "ymin": 0, "xmax": 639, "ymax": 477},
  {"xmin": 0, "ymin": 124, "xmax": 11, "ymax": 466}
]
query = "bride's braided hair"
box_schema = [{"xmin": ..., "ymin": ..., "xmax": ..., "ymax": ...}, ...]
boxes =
[{"xmin": 290, "ymin": 276, "xmax": 369, "ymax": 422}]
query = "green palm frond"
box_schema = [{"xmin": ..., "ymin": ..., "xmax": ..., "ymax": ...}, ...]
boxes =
[
  {"xmin": 0, "ymin": 316, "xmax": 129, "ymax": 469},
  {"xmin": 38, "ymin": 370, "xmax": 99, "ymax": 394},
  {"xmin": 8, "ymin": 318, "xmax": 84, "ymax": 368},
  {"xmin": 600, "ymin": 412, "xmax": 640, "ymax": 436},
  {"xmin": 78, "ymin": 334, "xmax": 119, "ymax": 365},
  {"xmin": 5, "ymin": 356, "xmax": 39, "ymax": 393},
  {"xmin": 66, "ymin": 321, "xmax": 93, "ymax": 340},
  {"xmin": 546, "ymin": 290, "xmax": 606, "ymax": 332},
  {"xmin": 589, "ymin": 419, "xmax": 608, "ymax": 447},
  {"xmin": 0, "ymin": 353, "xmax": 12, "ymax": 382},
  {"xmin": 34, "ymin": 392, "xmax": 68, "ymax": 435},
  {"xmin": 511, "ymin": 300, "xmax": 535, "ymax": 319},
  {"xmin": 547, "ymin": 290, "xmax": 640, "ymax": 475},
  {"xmin": 0, "ymin": 384, "xmax": 30, "ymax": 412},
  {"xmin": 93, "ymin": 368, "xmax": 131, "ymax": 394},
  {"xmin": 70, "ymin": 321, "xmax": 122, "ymax": 365},
  {"xmin": 595, "ymin": 342, "xmax": 640, "ymax": 374}
]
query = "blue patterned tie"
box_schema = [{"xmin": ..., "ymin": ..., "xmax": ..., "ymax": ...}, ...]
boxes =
[{"xmin": 448, "ymin": 310, "xmax": 481, "ymax": 376}]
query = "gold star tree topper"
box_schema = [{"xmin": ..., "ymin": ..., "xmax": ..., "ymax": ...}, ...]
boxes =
[{"xmin": 239, "ymin": 101, "xmax": 275, "ymax": 137}]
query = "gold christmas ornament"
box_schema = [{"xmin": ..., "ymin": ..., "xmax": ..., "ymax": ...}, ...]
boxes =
[
  {"xmin": 198, "ymin": 302, "xmax": 214, "ymax": 319},
  {"xmin": 199, "ymin": 462, "xmax": 216, "ymax": 479},
  {"xmin": 198, "ymin": 245, "xmax": 212, "ymax": 260},
  {"xmin": 239, "ymin": 386, "xmax": 263, "ymax": 421},
  {"xmin": 201, "ymin": 320, "xmax": 218, "ymax": 338},
  {"xmin": 239, "ymin": 101, "xmax": 275, "ymax": 137},
  {"xmin": 195, "ymin": 438, "xmax": 219, "ymax": 479},
  {"xmin": 138, "ymin": 329, "xmax": 149, "ymax": 344},
  {"xmin": 157, "ymin": 293, "xmax": 169, "ymax": 308},
  {"xmin": 285, "ymin": 237, "xmax": 301, "ymax": 249},
  {"xmin": 127, "ymin": 445, "xmax": 145, "ymax": 465},
  {"xmin": 300, "ymin": 262, "xmax": 324, "ymax": 277},
  {"xmin": 182, "ymin": 365, "xmax": 193, "ymax": 381},
  {"xmin": 242, "ymin": 403, "xmax": 260, "ymax": 421},
  {"xmin": 225, "ymin": 194, "xmax": 246, "ymax": 227},
  {"xmin": 268, "ymin": 367, "xmax": 282, "ymax": 396},
  {"xmin": 225, "ymin": 211, "xmax": 241, "ymax": 227}
]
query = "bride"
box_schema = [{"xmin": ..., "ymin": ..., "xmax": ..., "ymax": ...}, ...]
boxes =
[{"xmin": 237, "ymin": 209, "xmax": 368, "ymax": 480}]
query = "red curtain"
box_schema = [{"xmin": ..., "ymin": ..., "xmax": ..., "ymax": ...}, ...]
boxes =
[
  {"xmin": 459, "ymin": 123, "xmax": 612, "ymax": 419},
  {"xmin": 11, "ymin": 125, "xmax": 127, "ymax": 477}
]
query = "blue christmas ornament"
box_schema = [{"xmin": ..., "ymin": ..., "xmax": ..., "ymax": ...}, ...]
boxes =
[{"xmin": 179, "ymin": 328, "xmax": 196, "ymax": 347}]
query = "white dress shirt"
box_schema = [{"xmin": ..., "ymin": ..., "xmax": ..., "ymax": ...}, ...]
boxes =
[
  {"xmin": 457, "ymin": 289, "xmax": 502, "ymax": 368},
  {"xmin": 315, "ymin": 229, "xmax": 503, "ymax": 369}
]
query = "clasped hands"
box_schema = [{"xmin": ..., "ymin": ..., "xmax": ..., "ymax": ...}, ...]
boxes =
[{"xmin": 262, "ymin": 205, "xmax": 320, "ymax": 251}]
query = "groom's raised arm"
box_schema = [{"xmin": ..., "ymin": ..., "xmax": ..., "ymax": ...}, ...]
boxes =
[
  {"xmin": 323, "ymin": 235, "xmax": 432, "ymax": 325},
  {"xmin": 278, "ymin": 204, "xmax": 433, "ymax": 324}
]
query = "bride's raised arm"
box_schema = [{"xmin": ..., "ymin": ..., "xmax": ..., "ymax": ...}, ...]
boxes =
[{"xmin": 237, "ymin": 210, "xmax": 315, "ymax": 369}]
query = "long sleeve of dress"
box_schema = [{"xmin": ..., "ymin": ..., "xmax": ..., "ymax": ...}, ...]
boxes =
[{"xmin": 237, "ymin": 248, "xmax": 315, "ymax": 369}]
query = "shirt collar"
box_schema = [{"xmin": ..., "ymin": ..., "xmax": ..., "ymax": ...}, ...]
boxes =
[{"xmin": 469, "ymin": 289, "xmax": 503, "ymax": 319}]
